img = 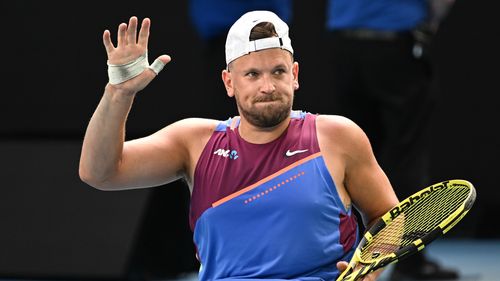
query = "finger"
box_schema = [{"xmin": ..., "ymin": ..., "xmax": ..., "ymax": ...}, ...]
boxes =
[
  {"xmin": 102, "ymin": 30, "xmax": 115, "ymax": 54},
  {"xmin": 117, "ymin": 23, "xmax": 127, "ymax": 47},
  {"xmin": 127, "ymin": 16, "xmax": 138, "ymax": 44},
  {"xmin": 138, "ymin": 18, "xmax": 151, "ymax": 47},
  {"xmin": 337, "ymin": 261, "xmax": 349, "ymax": 272}
]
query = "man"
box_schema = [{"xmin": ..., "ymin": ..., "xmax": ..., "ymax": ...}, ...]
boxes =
[{"xmin": 79, "ymin": 11, "xmax": 398, "ymax": 281}]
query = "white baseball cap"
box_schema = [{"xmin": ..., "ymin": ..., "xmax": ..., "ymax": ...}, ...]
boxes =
[{"xmin": 225, "ymin": 10, "xmax": 294, "ymax": 66}]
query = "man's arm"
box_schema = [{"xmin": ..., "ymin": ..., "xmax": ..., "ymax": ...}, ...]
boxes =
[
  {"xmin": 318, "ymin": 115, "xmax": 399, "ymax": 280},
  {"xmin": 339, "ymin": 117, "xmax": 398, "ymax": 226},
  {"xmin": 79, "ymin": 16, "xmax": 184, "ymax": 190},
  {"xmin": 78, "ymin": 91, "xmax": 196, "ymax": 190},
  {"xmin": 318, "ymin": 115, "xmax": 399, "ymax": 224},
  {"xmin": 341, "ymin": 126, "xmax": 397, "ymax": 281}
]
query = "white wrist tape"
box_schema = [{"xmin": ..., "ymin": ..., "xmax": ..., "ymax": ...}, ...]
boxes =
[{"xmin": 107, "ymin": 52, "xmax": 166, "ymax": 85}]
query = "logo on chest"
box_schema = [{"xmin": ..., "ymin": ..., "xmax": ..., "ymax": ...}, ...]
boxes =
[
  {"xmin": 285, "ymin": 149, "xmax": 308, "ymax": 157},
  {"xmin": 214, "ymin": 148, "xmax": 239, "ymax": 160}
]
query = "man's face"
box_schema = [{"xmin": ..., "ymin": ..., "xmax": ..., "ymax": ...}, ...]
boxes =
[{"xmin": 223, "ymin": 48, "xmax": 299, "ymax": 128}]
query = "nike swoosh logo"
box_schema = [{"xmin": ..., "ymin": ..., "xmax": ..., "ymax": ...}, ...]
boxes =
[{"xmin": 285, "ymin": 149, "xmax": 309, "ymax": 157}]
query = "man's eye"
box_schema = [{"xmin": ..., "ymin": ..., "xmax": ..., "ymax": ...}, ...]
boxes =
[
  {"xmin": 246, "ymin": 72, "xmax": 258, "ymax": 77},
  {"xmin": 273, "ymin": 69, "xmax": 285, "ymax": 75}
]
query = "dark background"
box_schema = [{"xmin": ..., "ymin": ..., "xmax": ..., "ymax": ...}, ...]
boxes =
[{"xmin": 1, "ymin": 0, "xmax": 498, "ymax": 280}]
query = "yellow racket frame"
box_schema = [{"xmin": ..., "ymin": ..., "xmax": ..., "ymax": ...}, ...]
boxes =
[{"xmin": 336, "ymin": 179, "xmax": 476, "ymax": 281}]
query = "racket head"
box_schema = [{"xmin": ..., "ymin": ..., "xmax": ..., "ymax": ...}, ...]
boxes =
[{"xmin": 336, "ymin": 179, "xmax": 476, "ymax": 281}]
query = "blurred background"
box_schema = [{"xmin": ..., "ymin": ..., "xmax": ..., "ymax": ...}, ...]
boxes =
[{"xmin": 1, "ymin": 0, "xmax": 499, "ymax": 280}]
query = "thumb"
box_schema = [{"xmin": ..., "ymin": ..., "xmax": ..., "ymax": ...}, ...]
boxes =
[
  {"xmin": 147, "ymin": 54, "xmax": 172, "ymax": 76},
  {"xmin": 158, "ymin": 54, "xmax": 172, "ymax": 64}
]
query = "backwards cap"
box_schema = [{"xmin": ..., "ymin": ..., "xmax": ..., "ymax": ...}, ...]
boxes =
[{"xmin": 225, "ymin": 10, "xmax": 294, "ymax": 66}]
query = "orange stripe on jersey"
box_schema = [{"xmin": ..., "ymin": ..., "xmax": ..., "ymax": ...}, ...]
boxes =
[{"xmin": 212, "ymin": 152, "xmax": 322, "ymax": 207}]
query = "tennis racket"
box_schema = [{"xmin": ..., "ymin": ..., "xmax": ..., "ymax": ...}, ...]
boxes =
[{"xmin": 336, "ymin": 179, "xmax": 476, "ymax": 281}]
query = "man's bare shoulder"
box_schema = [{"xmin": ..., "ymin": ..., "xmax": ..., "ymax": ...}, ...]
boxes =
[
  {"xmin": 151, "ymin": 117, "xmax": 221, "ymax": 146},
  {"xmin": 171, "ymin": 117, "xmax": 221, "ymax": 134},
  {"xmin": 129, "ymin": 118, "xmax": 220, "ymax": 147},
  {"xmin": 316, "ymin": 114, "xmax": 361, "ymax": 134},
  {"xmin": 316, "ymin": 114, "xmax": 370, "ymax": 152},
  {"xmin": 145, "ymin": 118, "xmax": 221, "ymax": 162}
]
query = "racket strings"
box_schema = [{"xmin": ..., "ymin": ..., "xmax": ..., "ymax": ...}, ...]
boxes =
[
  {"xmin": 401, "ymin": 187, "xmax": 469, "ymax": 243},
  {"xmin": 360, "ymin": 186, "xmax": 470, "ymax": 262}
]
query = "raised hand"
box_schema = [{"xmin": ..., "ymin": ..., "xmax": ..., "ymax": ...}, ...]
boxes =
[{"xmin": 102, "ymin": 16, "xmax": 171, "ymax": 93}]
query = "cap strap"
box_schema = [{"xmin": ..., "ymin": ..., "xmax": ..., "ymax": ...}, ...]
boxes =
[{"xmin": 247, "ymin": 37, "xmax": 284, "ymax": 53}]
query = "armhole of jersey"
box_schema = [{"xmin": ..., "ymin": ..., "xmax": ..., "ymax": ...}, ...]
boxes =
[{"xmin": 313, "ymin": 114, "xmax": 353, "ymax": 215}]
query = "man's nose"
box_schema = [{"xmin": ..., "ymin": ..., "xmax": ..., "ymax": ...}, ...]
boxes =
[{"xmin": 260, "ymin": 74, "xmax": 276, "ymax": 94}]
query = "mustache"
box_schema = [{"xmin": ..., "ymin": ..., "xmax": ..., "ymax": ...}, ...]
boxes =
[{"xmin": 253, "ymin": 94, "xmax": 281, "ymax": 103}]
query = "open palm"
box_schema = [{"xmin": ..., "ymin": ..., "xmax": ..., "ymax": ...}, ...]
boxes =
[{"xmin": 102, "ymin": 16, "xmax": 171, "ymax": 93}]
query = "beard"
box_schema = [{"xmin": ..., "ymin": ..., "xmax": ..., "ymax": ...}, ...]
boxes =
[{"xmin": 235, "ymin": 92, "xmax": 293, "ymax": 128}]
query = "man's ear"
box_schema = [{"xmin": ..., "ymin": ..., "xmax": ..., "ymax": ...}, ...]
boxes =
[
  {"xmin": 293, "ymin": 61, "xmax": 299, "ymax": 90},
  {"xmin": 222, "ymin": 69, "xmax": 234, "ymax": 97}
]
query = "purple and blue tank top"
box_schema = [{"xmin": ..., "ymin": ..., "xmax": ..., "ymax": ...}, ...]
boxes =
[{"xmin": 190, "ymin": 111, "xmax": 358, "ymax": 281}]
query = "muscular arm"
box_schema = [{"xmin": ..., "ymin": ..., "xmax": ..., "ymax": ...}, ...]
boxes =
[
  {"xmin": 79, "ymin": 85, "xmax": 136, "ymax": 189},
  {"xmin": 319, "ymin": 115, "xmax": 398, "ymax": 281},
  {"xmin": 317, "ymin": 115, "xmax": 399, "ymax": 226},
  {"xmin": 79, "ymin": 95, "xmax": 215, "ymax": 190},
  {"xmin": 79, "ymin": 16, "xmax": 214, "ymax": 191},
  {"xmin": 342, "ymin": 117, "xmax": 398, "ymax": 226},
  {"xmin": 79, "ymin": 85, "xmax": 193, "ymax": 190}
]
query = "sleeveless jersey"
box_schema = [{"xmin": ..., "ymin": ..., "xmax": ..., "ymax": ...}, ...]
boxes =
[{"xmin": 190, "ymin": 111, "xmax": 358, "ymax": 281}]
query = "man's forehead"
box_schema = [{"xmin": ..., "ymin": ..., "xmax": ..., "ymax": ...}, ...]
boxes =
[{"xmin": 230, "ymin": 48, "xmax": 293, "ymax": 70}]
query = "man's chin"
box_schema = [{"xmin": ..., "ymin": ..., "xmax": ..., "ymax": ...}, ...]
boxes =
[{"xmin": 245, "ymin": 108, "xmax": 290, "ymax": 128}]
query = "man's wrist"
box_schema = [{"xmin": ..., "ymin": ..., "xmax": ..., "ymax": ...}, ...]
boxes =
[{"xmin": 104, "ymin": 84, "xmax": 137, "ymax": 102}]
